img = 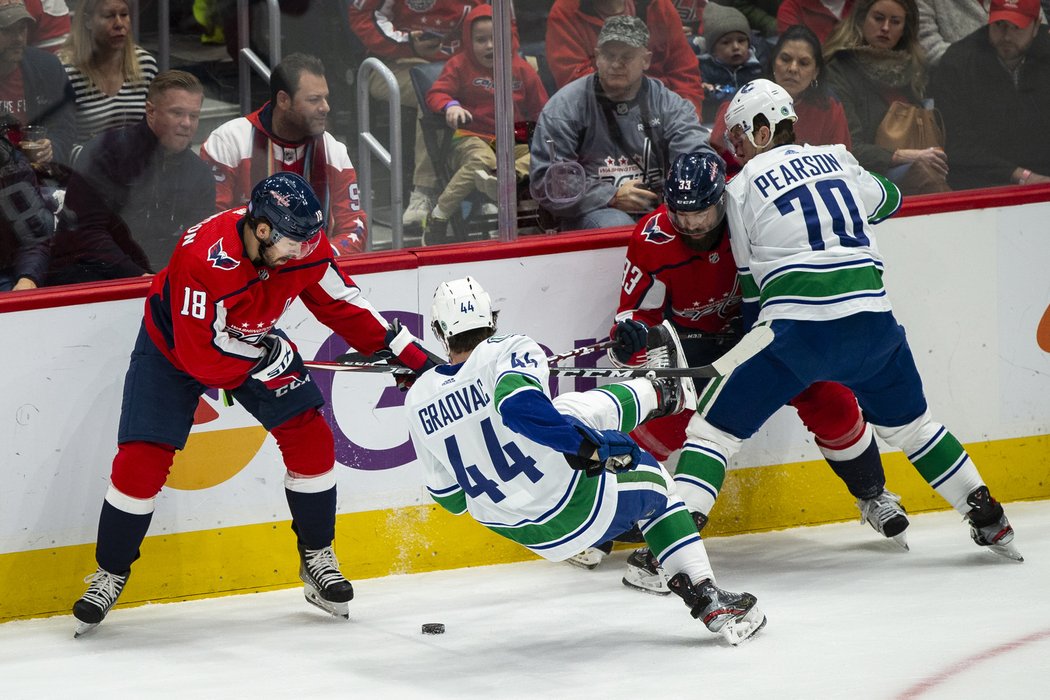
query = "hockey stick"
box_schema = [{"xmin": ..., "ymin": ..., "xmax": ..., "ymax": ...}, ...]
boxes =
[
  {"xmin": 305, "ymin": 326, "xmax": 773, "ymax": 379},
  {"xmin": 331, "ymin": 339, "xmax": 616, "ymax": 368}
]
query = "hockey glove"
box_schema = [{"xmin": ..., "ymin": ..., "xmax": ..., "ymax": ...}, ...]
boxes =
[
  {"xmin": 378, "ymin": 318, "xmax": 444, "ymax": 391},
  {"xmin": 570, "ymin": 424, "xmax": 641, "ymax": 477},
  {"xmin": 251, "ymin": 334, "xmax": 303, "ymax": 391},
  {"xmin": 610, "ymin": 319, "xmax": 648, "ymax": 366}
]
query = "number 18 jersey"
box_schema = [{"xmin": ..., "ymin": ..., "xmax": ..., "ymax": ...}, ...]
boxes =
[{"xmin": 725, "ymin": 143, "xmax": 902, "ymax": 323}]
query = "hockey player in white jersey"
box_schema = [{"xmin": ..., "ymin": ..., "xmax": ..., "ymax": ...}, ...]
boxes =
[
  {"xmin": 678, "ymin": 78, "xmax": 1021, "ymax": 561},
  {"xmin": 405, "ymin": 276, "xmax": 766, "ymax": 645}
]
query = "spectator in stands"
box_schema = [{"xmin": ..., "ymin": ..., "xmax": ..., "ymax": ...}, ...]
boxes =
[
  {"xmin": 0, "ymin": 111, "xmax": 54, "ymax": 290},
  {"xmin": 47, "ymin": 70, "xmax": 214, "ymax": 284},
  {"xmin": 26, "ymin": 0, "xmax": 69, "ymax": 53},
  {"xmin": 711, "ymin": 24, "xmax": 851, "ymax": 172},
  {"xmin": 545, "ymin": 0, "xmax": 705, "ymax": 118},
  {"xmin": 932, "ymin": 0, "xmax": 1050, "ymax": 189},
  {"xmin": 200, "ymin": 53, "xmax": 366, "ymax": 255},
  {"xmin": 530, "ymin": 16, "xmax": 712, "ymax": 231},
  {"xmin": 347, "ymin": 0, "xmax": 481, "ymax": 230},
  {"xmin": 918, "ymin": 0, "xmax": 1045, "ymax": 67},
  {"xmin": 778, "ymin": 0, "xmax": 855, "ymax": 42},
  {"xmin": 59, "ymin": 0, "xmax": 157, "ymax": 150},
  {"xmin": 0, "ymin": 0, "xmax": 75, "ymax": 163},
  {"xmin": 698, "ymin": 2, "xmax": 764, "ymax": 122},
  {"xmin": 718, "ymin": 0, "xmax": 782, "ymax": 38},
  {"xmin": 824, "ymin": 0, "xmax": 950, "ymax": 194},
  {"xmin": 423, "ymin": 4, "xmax": 548, "ymax": 241}
]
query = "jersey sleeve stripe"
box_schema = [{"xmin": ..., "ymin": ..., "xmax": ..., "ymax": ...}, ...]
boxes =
[
  {"xmin": 493, "ymin": 372, "xmax": 544, "ymax": 412},
  {"xmin": 867, "ymin": 172, "xmax": 903, "ymax": 223},
  {"xmin": 427, "ymin": 486, "xmax": 467, "ymax": 515}
]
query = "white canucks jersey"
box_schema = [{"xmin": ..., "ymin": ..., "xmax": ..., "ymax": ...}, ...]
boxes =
[
  {"xmin": 725, "ymin": 143, "xmax": 902, "ymax": 322},
  {"xmin": 405, "ymin": 334, "xmax": 618, "ymax": 561}
]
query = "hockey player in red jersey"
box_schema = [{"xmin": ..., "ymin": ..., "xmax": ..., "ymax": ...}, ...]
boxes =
[
  {"xmin": 581, "ymin": 151, "xmax": 911, "ymax": 589},
  {"xmin": 72, "ymin": 172, "xmax": 439, "ymax": 637}
]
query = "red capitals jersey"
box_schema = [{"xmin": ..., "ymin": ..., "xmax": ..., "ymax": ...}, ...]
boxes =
[
  {"xmin": 144, "ymin": 208, "xmax": 391, "ymax": 390},
  {"xmin": 615, "ymin": 204, "xmax": 741, "ymax": 335},
  {"xmin": 348, "ymin": 0, "xmax": 480, "ymax": 59}
]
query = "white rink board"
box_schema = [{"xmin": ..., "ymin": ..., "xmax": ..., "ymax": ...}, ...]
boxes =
[{"xmin": 2, "ymin": 202, "xmax": 1049, "ymax": 554}]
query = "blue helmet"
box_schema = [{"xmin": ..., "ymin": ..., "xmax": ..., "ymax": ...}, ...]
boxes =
[
  {"xmin": 247, "ymin": 172, "xmax": 325, "ymax": 242},
  {"xmin": 664, "ymin": 152, "xmax": 726, "ymax": 213}
]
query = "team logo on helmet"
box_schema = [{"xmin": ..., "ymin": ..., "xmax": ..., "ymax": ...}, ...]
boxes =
[
  {"xmin": 208, "ymin": 240, "xmax": 240, "ymax": 270},
  {"xmin": 641, "ymin": 216, "xmax": 675, "ymax": 244},
  {"xmin": 268, "ymin": 189, "xmax": 292, "ymax": 208}
]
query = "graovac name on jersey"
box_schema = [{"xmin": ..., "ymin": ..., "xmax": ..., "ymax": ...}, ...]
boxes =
[{"xmin": 417, "ymin": 378, "xmax": 491, "ymax": 435}]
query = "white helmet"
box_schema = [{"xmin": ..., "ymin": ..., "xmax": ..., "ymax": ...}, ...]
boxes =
[
  {"xmin": 431, "ymin": 276, "xmax": 495, "ymax": 353},
  {"xmin": 724, "ymin": 78, "xmax": 797, "ymax": 148}
]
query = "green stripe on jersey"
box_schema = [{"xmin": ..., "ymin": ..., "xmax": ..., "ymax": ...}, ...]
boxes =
[
  {"xmin": 760, "ymin": 264, "xmax": 884, "ymax": 307},
  {"xmin": 493, "ymin": 372, "xmax": 543, "ymax": 412},
  {"xmin": 599, "ymin": 383, "xmax": 641, "ymax": 431},
  {"xmin": 616, "ymin": 468, "xmax": 668, "ymax": 490},
  {"xmin": 867, "ymin": 172, "xmax": 902, "ymax": 223},
  {"xmin": 739, "ymin": 272, "xmax": 760, "ymax": 303},
  {"xmin": 431, "ymin": 488, "xmax": 467, "ymax": 515},
  {"xmin": 912, "ymin": 430, "xmax": 967, "ymax": 484},
  {"xmin": 489, "ymin": 472, "xmax": 600, "ymax": 546},
  {"xmin": 643, "ymin": 508, "xmax": 700, "ymax": 557}
]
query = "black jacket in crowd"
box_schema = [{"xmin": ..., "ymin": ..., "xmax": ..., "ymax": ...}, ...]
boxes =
[
  {"xmin": 933, "ymin": 25, "xmax": 1050, "ymax": 190},
  {"xmin": 48, "ymin": 119, "xmax": 216, "ymax": 284}
]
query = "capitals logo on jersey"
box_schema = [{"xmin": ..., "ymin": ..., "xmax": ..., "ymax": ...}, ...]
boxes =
[
  {"xmin": 208, "ymin": 239, "xmax": 240, "ymax": 271},
  {"xmin": 640, "ymin": 215, "xmax": 675, "ymax": 244}
]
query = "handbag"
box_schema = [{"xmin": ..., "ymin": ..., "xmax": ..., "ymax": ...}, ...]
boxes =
[{"xmin": 874, "ymin": 101, "xmax": 945, "ymax": 151}]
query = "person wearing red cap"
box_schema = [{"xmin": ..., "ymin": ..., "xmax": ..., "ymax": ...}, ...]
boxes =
[
  {"xmin": 932, "ymin": 0, "xmax": 1050, "ymax": 189},
  {"xmin": 917, "ymin": 0, "xmax": 1046, "ymax": 67}
]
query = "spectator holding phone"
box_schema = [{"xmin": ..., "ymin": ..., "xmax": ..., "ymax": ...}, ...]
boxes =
[{"xmin": 531, "ymin": 15, "xmax": 712, "ymax": 232}]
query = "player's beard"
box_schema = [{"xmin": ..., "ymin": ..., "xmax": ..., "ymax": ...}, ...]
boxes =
[{"xmin": 678, "ymin": 220, "xmax": 726, "ymax": 252}]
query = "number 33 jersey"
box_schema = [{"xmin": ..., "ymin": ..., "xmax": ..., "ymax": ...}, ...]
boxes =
[
  {"xmin": 405, "ymin": 334, "xmax": 618, "ymax": 561},
  {"xmin": 725, "ymin": 143, "xmax": 903, "ymax": 323}
]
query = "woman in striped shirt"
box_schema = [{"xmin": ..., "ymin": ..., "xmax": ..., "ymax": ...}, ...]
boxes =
[{"xmin": 58, "ymin": 0, "xmax": 157, "ymax": 150}]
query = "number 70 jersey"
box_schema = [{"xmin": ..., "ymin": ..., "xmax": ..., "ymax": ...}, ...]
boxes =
[{"xmin": 725, "ymin": 143, "xmax": 903, "ymax": 323}]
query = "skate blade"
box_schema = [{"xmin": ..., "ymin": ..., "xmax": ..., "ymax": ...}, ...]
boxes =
[
  {"xmin": 986, "ymin": 542, "xmax": 1024, "ymax": 562},
  {"xmin": 73, "ymin": 621, "xmax": 99, "ymax": 638},
  {"xmin": 621, "ymin": 573, "xmax": 671, "ymax": 596},
  {"xmin": 304, "ymin": 587, "xmax": 350, "ymax": 620},
  {"xmin": 720, "ymin": 606, "xmax": 767, "ymax": 646},
  {"xmin": 890, "ymin": 532, "xmax": 910, "ymax": 551},
  {"xmin": 565, "ymin": 549, "xmax": 606, "ymax": 570}
]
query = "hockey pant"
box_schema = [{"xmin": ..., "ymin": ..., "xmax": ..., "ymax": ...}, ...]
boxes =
[
  {"xmin": 551, "ymin": 380, "xmax": 716, "ymax": 585},
  {"xmin": 673, "ymin": 314, "xmax": 985, "ymax": 518},
  {"xmin": 94, "ymin": 324, "xmax": 339, "ymax": 574}
]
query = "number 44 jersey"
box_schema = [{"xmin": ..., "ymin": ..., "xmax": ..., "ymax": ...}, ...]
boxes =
[
  {"xmin": 405, "ymin": 334, "xmax": 620, "ymax": 562},
  {"xmin": 725, "ymin": 143, "xmax": 903, "ymax": 324}
]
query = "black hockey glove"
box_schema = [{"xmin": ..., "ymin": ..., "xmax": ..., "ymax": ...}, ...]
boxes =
[
  {"xmin": 251, "ymin": 333, "xmax": 305, "ymax": 392},
  {"xmin": 376, "ymin": 318, "xmax": 444, "ymax": 392},
  {"xmin": 610, "ymin": 318, "xmax": 648, "ymax": 365}
]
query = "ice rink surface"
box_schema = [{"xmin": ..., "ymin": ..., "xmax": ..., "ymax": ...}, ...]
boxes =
[{"xmin": 2, "ymin": 501, "xmax": 1047, "ymax": 700}]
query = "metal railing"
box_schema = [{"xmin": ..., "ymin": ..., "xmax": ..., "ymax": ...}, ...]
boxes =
[
  {"xmin": 356, "ymin": 59, "xmax": 404, "ymax": 251},
  {"xmin": 237, "ymin": 0, "xmax": 282, "ymax": 114}
]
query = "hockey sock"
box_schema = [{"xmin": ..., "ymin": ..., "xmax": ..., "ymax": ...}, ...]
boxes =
[
  {"xmin": 876, "ymin": 416, "xmax": 985, "ymax": 514},
  {"xmin": 639, "ymin": 500, "xmax": 714, "ymax": 585},
  {"xmin": 821, "ymin": 427, "xmax": 886, "ymax": 500},
  {"xmin": 591, "ymin": 379, "xmax": 657, "ymax": 432},
  {"xmin": 285, "ymin": 471, "xmax": 337, "ymax": 550},
  {"xmin": 906, "ymin": 428, "xmax": 984, "ymax": 513},
  {"xmin": 95, "ymin": 488, "xmax": 154, "ymax": 574},
  {"xmin": 672, "ymin": 446, "xmax": 725, "ymax": 515}
]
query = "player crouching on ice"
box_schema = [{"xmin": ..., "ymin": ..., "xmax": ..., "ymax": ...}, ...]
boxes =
[
  {"xmin": 404, "ymin": 276, "xmax": 766, "ymax": 645},
  {"xmin": 72, "ymin": 172, "xmax": 439, "ymax": 637}
]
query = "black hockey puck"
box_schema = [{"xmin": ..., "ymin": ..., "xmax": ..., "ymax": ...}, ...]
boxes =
[{"xmin": 421, "ymin": 623, "xmax": 445, "ymax": 635}]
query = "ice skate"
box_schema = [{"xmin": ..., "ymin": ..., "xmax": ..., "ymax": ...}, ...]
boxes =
[
  {"xmin": 621, "ymin": 547, "xmax": 671, "ymax": 595},
  {"xmin": 857, "ymin": 489, "xmax": 910, "ymax": 551},
  {"xmin": 645, "ymin": 321, "xmax": 698, "ymax": 416},
  {"xmin": 667, "ymin": 573, "xmax": 766, "ymax": 646},
  {"xmin": 965, "ymin": 486, "xmax": 1023, "ymax": 562},
  {"xmin": 566, "ymin": 541, "xmax": 613, "ymax": 570},
  {"xmin": 72, "ymin": 567, "xmax": 129, "ymax": 638},
  {"xmin": 299, "ymin": 545, "xmax": 355, "ymax": 619}
]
